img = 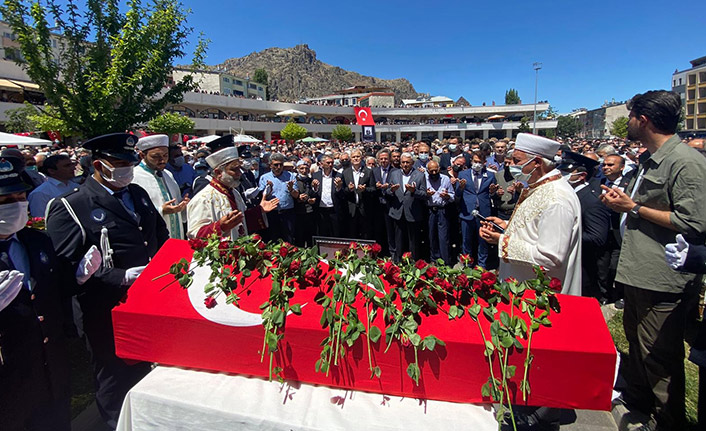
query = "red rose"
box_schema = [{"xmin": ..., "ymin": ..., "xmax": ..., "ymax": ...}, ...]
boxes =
[
  {"xmin": 349, "ymin": 241, "xmax": 359, "ymax": 250},
  {"xmin": 434, "ymin": 277, "xmax": 452, "ymax": 292},
  {"xmin": 291, "ymin": 246, "xmax": 299, "ymax": 254},
  {"xmin": 188, "ymin": 238, "xmax": 208, "ymax": 250},
  {"xmin": 383, "ymin": 261, "xmax": 397, "ymax": 276},
  {"xmin": 279, "ymin": 246, "xmax": 289, "ymax": 258},
  {"xmin": 481, "ymin": 271, "xmax": 496, "ymax": 287},
  {"xmin": 289, "ymin": 259, "xmax": 301, "ymax": 273},
  {"xmin": 415, "ymin": 259, "xmax": 427, "ymax": 270},
  {"xmin": 371, "ymin": 243, "xmax": 382, "ymax": 256},
  {"xmin": 218, "ymin": 241, "xmax": 231, "ymax": 256},
  {"xmin": 504, "ymin": 277, "xmax": 518, "ymax": 284},
  {"xmin": 252, "ymin": 234, "xmax": 262, "ymax": 242},
  {"xmin": 257, "ymin": 241, "xmax": 266, "ymax": 250},
  {"xmin": 425, "ymin": 266, "xmax": 439, "ymax": 278},
  {"xmin": 304, "ymin": 267, "xmax": 318, "ymax": 282},
  {"xmin": 204, "ymin": 296, "xmax": 217, "ymax": 309},
  {"xmin": 263, "ymin": 251, "xmax": 274, "ymax": 261},
  {"xmin": 402, "ymin": 252, "xmax": 412, "ymax": 260},
  {"xmin": 549, "ymin": 277, "xmax": 562, "ymax": 292},
  {"xmin": 459, "ymin": 254, "xmax": 474, "ymax": 265},
  {"xmin": 473, "ymin": 280, "xmax": 483, "ymax": 290},
  {"xmin": 456, "ymin": 274, "xmax": 469, "ymax": 288}
]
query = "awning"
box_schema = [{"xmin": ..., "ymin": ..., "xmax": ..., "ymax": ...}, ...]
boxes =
[
  {"xmin": 0, "ymin": 79, "xmax": 22, "ymax": 91},
  {"xmin": 9, "ymin": 80, "xmax": 41, "ymax": 91}
]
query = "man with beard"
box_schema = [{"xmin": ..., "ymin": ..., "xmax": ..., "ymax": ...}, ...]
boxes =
[
  {"xmin": 386, "ymin": 152, "xmax": 427, "ymax": 261},
  {"xmin": 371, "ymin": 149, "xmax": 397, "ymax": 256},
  {"xmin": 132, "ymin": 135, "xmax": 189, "ymax": 239},
  {"xmin": 187, "ymin": 145, "xmax": 278, "ymax": 240},
  {"xmin": 601, "ymin": 90, "xmax": 706, "ymax": 431}
]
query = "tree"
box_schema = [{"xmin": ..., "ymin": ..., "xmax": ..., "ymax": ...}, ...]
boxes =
[
  {"xmin": 29, "ymin": 105, "xmax": 77, "ymax": 137},
  {"xmin": 0, "ymin": 0, "xmax": 208, "ymax": 138},
  {"xmin": 538, "ymin": 104, "xmax": 558, "ymax": 120},
  {"xmin": 252, "ymin": 68, "xmax": 268, "ymax": 100},
  {"xmin": 280, "ymin": 120, "xmax": 307, "ymax": 142},
  {"xmin": 4, "ymin": 101, "xmax": 37, "ymax": 132},
  {"xmin": 148, "ymin": 112, "xmax": 195, "ymax": 136},
  {"xmin": 556, "ymin": 115, "xmax": 581, "ymax": 138},
  {"xmin": 331, "ymin": 125, "xmax": 353, "ymax": 142},
  {"xmin": 517, "ymin": 116, "xmax": 531, "ymax": 133},
  {"xmin": 610, "ymin": 116, "xmax": 628, "ymax": 138},
  {"xmin": 505, "ymin": 89, "xmax": 520, "ymax": 105}
]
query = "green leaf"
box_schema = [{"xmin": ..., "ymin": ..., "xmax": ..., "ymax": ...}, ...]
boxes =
[
  {"xmin": 373, "ymin": 366, "xmax": 382, "ymax": 378},
  {"xmin": 406, "ymin": 362, "xmax": 420, "ymax": 385},
  {"xmin": 500, "ymin": 311, "xmax": 511, "ymax": 328},
  {"xmin": 481, "ymin": 382, "xmax": 491, "ymax": 397},
  {"xmin": 449, "ymin": 305, "xmax": 459, "ymax": 319},
  {"xmin": 290, "ymin": 304, "xmax": 302, "ymax": 315},
  {"xmin": 409, "ymin": 333, "xmax": 422, "ymax": 347},
  {"xmin": 423, "ymin": 336, "xmax": 437, "ymax": 351},
  {"xmin": 469, "ymin": 304, "xmax": 481, "ymax": 319},
  {"xmin": 265, "ymin": 331, "xmax": 278, "ymax": 351},
  {"xmin": 505, "ymin": 365, "xmax": 517, "ymax": 379},
  {"xmin": 500, "ymin": 333, "xmax": 514, "ymax": 348},
  {"xmin": 368, "ymin": 326, "xmax": 382, "ymax": 343}
]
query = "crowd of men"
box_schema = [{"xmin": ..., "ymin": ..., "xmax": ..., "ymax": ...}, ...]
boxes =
[{"xmin": 1, "ymin": 89, "xmax": 706, "ymax": 430}]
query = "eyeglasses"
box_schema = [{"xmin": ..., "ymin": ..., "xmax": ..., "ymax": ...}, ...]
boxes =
[{"xmin": 271, "ymin": 163, "xmax": 283, "ymax": 167}]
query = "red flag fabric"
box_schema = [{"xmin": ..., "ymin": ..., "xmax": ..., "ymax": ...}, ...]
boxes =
[{"xmin": 354, "ymin": 107, "xmax": 375, "ymax": 126}]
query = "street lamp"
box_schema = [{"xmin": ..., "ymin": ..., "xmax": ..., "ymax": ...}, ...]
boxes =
[{"xmin": 532, "ymin": 62, "xmax": 542, "ymax": 134}]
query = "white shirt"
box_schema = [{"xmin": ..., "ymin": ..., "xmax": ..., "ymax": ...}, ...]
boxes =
[
  {"xmin": 320, "ymin": 171, "xmax": 334, "ymax": 208},
  {"xmin": 498, "ymin": 169, "xmax": 582, "ymax": 296},
  {"xmin": 28, "ymin": 177, "xmax": 76, "ymax": 217},
  {"xmin": 352, "ymin": 166, "xmax": 364, "ymax": 203}
]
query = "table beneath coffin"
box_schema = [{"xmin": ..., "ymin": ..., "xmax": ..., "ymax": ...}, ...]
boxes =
[{"xmin": 115, "ymin": 366, "xmax": 498, "ymax": 431}]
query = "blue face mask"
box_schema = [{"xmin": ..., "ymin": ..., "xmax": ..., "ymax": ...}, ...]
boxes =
[
  {"xmin": 418, "ymin": 153, "xmax": 429, "ymax": 162},
  {"xmin": 508, "ymin": 157, "xmax": 536, "ymax": 182},
  {"xmin": 26, "ymin": 165, "xmax": 37, "ymax": 171}
]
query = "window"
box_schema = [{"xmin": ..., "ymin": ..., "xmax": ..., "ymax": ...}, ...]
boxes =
[
  {"xmin": 234, "ymin": 90, "xmax": 244, "ymax": 96},
  {"xmin": 223, "ymin": 88, "xmax": 230, "ymax": 94},
  {"xmin": 249, "ymin": 83, "xmax": 257, "ymax": 89},
  {"xmin": 235, "ymin": 80, "xmax": 243, "ymax": 86},
  {"xmin": 223, "ymin": 77, "xmax": 230, "ymax": 83},
  {"xmin": 679, "ymin": 78, "xmax": 682, "ymax": 85},
  {"xmin": 258, "ymin": 86, "xmax": 263, "ymax": 91}
]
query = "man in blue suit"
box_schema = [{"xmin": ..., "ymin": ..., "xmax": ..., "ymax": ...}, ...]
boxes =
[
  {"xmin": 386, "ymin": 152, "xmax": 427, "ymax": 261},
  {"xmin": 458, "ymin": 151, "xmax": 497, "ymax": 268}
]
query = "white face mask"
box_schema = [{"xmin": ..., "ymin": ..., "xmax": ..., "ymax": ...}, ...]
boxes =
[
  {"xmin": 0, "ymin": 201, "xmax": 29, "ymax": 236},
  {"xmin": 471, "ymin": 162, "xmax": 483, "ymax": 172},
  {"xmin": 100, "ymin": 161, "xmax": 134, "ymax": 188}
]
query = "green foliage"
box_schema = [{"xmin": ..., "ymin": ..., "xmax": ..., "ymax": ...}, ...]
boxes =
[
  {"xmin": 280, "ymin": 120, "xmax": 307, "ymax": 142},
  {"xmin": 518, "ymin": 116, "xmax": 531, "ymax": 133},
  {"xmin": 0, "ymin": 0, "xmax": 209, "ymax": 137},
  {"xmin": 610, "ymin": 116, "xmax": 629, "ymax": 138},
  {"xmin": 538, "ymin": 104, "xmax": 558, "ymax": 120},
  {"xmin": 252, "ymin": 68, "xmax": 268, "ymax": 100},
  {"xmin": 331, "ymin": 125, "xmax": 353, "ymax": 142},
  {"xmin": 556, "ymin": 115, "xmax": 581, "ymax": 138},
  {"xmin": 3, "ymin": 101, "xmax": 37, "ymax": 132},
  {"xmin": 30, "ymin": 105, "xmax": 78, "ymax": 137},
  {"xmin": 505, "ymin": 88, "xmax": 520, "ymax": 105},
  {"xmin": 148, "ymin": 112, "xmax": 194, "ymax": 135}
]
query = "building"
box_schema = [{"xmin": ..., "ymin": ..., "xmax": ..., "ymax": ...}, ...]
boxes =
[
  {"xmin": 574, "ymin": 101, "xmax": 628, "ymax": 139},
  {"xmin": 672, "ymin": 56, "xmax": 706, "ymax": 134},
  {"xmin": 402, "ymin": 96, "xmax": 454, "ymax": 108},
  {"xmin": 357, "ymin": 92, "xmax": 395, "ymax": 108},
  {"xmin": 303, "ymin": 86, "xmax": 393, "ymax": 107},
  {"xmin": 172, "ymin": 68, "xmax": 267, "ymax": 100}
]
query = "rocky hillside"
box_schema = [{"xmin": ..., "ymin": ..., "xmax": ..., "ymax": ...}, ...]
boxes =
[{"xmin": 211, "ymin": 44, "xmax": 421, "ymax": 102}]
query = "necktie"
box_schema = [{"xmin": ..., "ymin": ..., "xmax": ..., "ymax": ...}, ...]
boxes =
[
  {"xmin": 0, "ymin": 240, "xmax": 13, "ymax": 270},
  {"xmin": 114, "ymin": 189, "xmax": 136, "ymax": 220}
]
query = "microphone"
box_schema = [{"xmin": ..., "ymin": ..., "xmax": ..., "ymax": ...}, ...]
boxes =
[{"xmin": 472, "ymin": 209, "xmax": 505, "ymax": 233}]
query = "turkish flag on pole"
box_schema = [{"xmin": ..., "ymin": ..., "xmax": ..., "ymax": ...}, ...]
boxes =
[{"xmin": 354, "ymin": 107, "xmax": 375, "ymax": 126}]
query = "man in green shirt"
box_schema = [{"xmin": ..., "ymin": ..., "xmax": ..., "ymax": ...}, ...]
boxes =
[{"xmin": 601, "ymin": 90, "xmax": 706, "ymax": 430}]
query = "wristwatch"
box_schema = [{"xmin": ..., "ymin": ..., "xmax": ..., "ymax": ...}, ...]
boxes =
[{"xmin": 629, "ymin": 204, "xmax": 642, "ymax": 218}]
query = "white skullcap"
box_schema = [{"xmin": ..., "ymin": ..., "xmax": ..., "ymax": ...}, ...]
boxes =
[
  {"xmin": 514, "ymin": 133, "xmax": 560, "ymax": 160},
  {"xmin": 205, "ymin": 146, "xmax": 239, "ymax": 169},
  {"xmin": 137, "ymin": 134, "xmax": 169, "ymax": 151},
  {"xmin": 296, "ymin": 159, "xmax": 308, "ymax": 167}
]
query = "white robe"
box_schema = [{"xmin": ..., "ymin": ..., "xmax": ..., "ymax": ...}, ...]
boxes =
[
  {"xmin": 132, "ymin": 164, "xmax": 185, "ymax": 239},
  {"xmin": 498, "ymin": 170, "xmax": 582, "ymax": 296},
  {"xmin": 186, "ymin": 182, "xmax": 247, "ymax": 240}
]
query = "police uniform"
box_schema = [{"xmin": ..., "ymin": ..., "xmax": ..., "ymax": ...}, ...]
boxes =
[
  {"xmin": 0, "ymin": 156, "xmax": 71, "ymax": 431},
  {"xmin": 46, "ymin": 133, "xmax": 169, "ymax": 429}
]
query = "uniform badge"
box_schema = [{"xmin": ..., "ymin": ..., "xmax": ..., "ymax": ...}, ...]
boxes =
[
  {"xmin": 0, "ymin": 159, "xmax": 12, "ymax": 172},
  {"xmin": 91, "ymin": 208, "xmax": 107, "ymax": 223},
  {"xmin": 126, "ymin": 136, "xmax": 135, "ymax": 146},
  {"xmin": 39, "ymin": 251, "xmax": 49, "ymax": 264},
  {"xmin": 141, "ymin": 197, "xmax": 149, "ymax": 207}
]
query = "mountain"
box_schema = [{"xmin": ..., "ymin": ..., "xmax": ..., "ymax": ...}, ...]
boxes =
[{"xmin": 211, "ymin": 44, "xmax": 421, "ymax": 102}]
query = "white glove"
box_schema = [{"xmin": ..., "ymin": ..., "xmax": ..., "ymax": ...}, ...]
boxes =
[
  {"xmin": 244, "ymin": 187, "xmax": 260, "ymax": 200},
  {"xmin": 665, "ymin": 234, "xmax": 689, "ymax": 270},
  {"xmin": 122, "ymin": 265, "xmax": 147, "ymax": 286},
  {"xmin": 76, "ymin": 245, "xmax": 102, "ymax": 285},
  {"xmin": 0, "ymin": 270, "xmax": 24, "ymax": 312}
]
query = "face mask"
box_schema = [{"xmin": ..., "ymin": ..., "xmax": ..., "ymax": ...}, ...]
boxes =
[
  {"xmin": 629, "ymin": 148, "xmax": 639, "ymax": 155},
  {"xmin": 472, "ymin": 162, "xmax": 483, "ymax": 172},
  {"xmin": 508, "ymin": 157, "xmax": 536, "ymax": 182},
  {"xmin": 26, "ymin": 165, "xmax": 37, "ymax": 172},
  {"xmin": 0, "ymin": 201, "xmax": 29, "ymax": 236},
  {"xmin": 598, "ymin": 157, "xmax": 604, "ymax": 164},
  {"xmin": 99, "ymin": 160, "xmax": 134, "ymax": 188},
  {"xmin": 172, "ymin": 156, "xmax": 185, "ymax": 168},
  {"xmin": 428, "ymin": 173, "xmax": 440, "ymax": 180},
  {"xmin": 195, "ymin": 168, "xmax": 208, "ymax": 176},
  {"xmin": 334, "ymin": 160, "xmax": 341, "ymax": 169},
  {"xmin": 340, "ymin": 160, "xmax": 351, "ymax": 168},
  {"xmin": 452, "ymin": 165, "xmax": 463, "ymax": 173},
  {"xmin": 419, "ymin": 153, "xmax": 429, "ymax": 162},
  {"xmin": 221, "ymin": 172, "xmax": 240, "ymax": 188},
  {"xmin": 448, "ymin": 144, "xmax": 457, "ymax": 152}
]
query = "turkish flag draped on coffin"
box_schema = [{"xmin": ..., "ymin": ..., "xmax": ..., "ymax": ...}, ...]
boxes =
[{"xmin": 113, "ymin": 239, "xmax": 616, "ymax": 411}]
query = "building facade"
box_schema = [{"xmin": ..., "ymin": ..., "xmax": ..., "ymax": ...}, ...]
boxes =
[
  {"xmin": 672, "ymin": 56, "xmax": 706, "ymax": 134},
  {"xmin": 172, "ymin": 68, "xmax": 267, "ymax": 100},
  {"xmin": 573, "ymin": 102, "xmax": 628, "ymax": 139}
]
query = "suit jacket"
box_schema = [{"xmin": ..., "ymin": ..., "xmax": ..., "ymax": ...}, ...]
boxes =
[
  {"xmin": 385, "ymin": 169, "xmax": 427, "ymax": 222},
  {"xmin": 341, "ymin": 166, "xmax": 375, "ymax": 217},
  {"xmin": 458, "ymin": 168, "xmax": 496, "ymax": 220},
  {"xmin": 602, "ymin": 170, "xmax": 635, "ymax": 247},
  {"xmin": 371, "ymin": 166, "xmax": 398, "ymax": 207},
  {"xmin": 439, "ymin": 152, "xmax": 471, "ymax": 171},
  {"xmin": 47, "ymin": 177, "xmax": 169, "ymax": 323},
  {"xmin": 310, "ymin": 169, "xmax": 345, "ymax": 211},
  {"xmin": 0, "ymin": 228, "xmax": 71, "ymax": 430},
  {"xmin": 576, "ymin": 185, "xmax": 611, "ymax": 249}
]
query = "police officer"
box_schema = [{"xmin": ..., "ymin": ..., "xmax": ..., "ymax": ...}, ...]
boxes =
[
  {"xmin": 46, "ymin": 133, "xmax": 169, "ymax": 429},
  {"xmin": 0, "ymin": 156, "xmax": 98, "ymax": 431}
]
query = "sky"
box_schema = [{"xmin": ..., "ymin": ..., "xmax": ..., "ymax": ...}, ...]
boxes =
[{"xmin": 177, "ymin": 0, "xmax": 703, "ymax": 113}]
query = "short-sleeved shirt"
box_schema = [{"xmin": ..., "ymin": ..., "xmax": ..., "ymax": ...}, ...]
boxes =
[
  {"xmin": 258, "ymin": 170, "xmax": 299, "ymax": 210},
  {"xmin": 616, "ymin": 135, "xmax": 706, "ymax": 293}
]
